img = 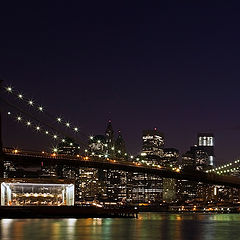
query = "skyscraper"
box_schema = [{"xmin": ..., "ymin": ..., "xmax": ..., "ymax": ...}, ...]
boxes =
[
  {"xmin": 197, "ymin": 133, "xmax": 215, "ymax": 166},
  {"xmin": 88, "ymin": 135, "xmax": 107, "ymax": 157},
  {"xmin": 115, "ymin": 130, "xmax": 127, "ymax": 159},
  {"xmin": 142, "ymin": 129, "xmax": 164, "ymax": 156},
  {"xmin": 105, "ymin": 120, "xmax": 115, "ymax": 158},
  {"xmin": 105, "ymin": 120, "xmax": 114, "ymax": 147}
]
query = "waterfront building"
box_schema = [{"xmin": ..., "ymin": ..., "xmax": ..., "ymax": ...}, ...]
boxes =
[
  {"xmin": 76, "ymin": 168, "xmax": 103, "ymax": 202},
  {"xmin": 161, "ymin": 148, "xmax": 179, "ymax": 203},
  {"xmin": 0, "ymin": 178, "xmax": 75, "ymax": 206},
  {"xmin": 163, "ymin": 178, "xmax": 176, "ymax": 203},
  {"xmin": 176, "ymin": 179, "xmax": 198, "ymax": 203},
  {"xmin": 130, "ymin": 172, "xmax": 163, "ymax": 203}
]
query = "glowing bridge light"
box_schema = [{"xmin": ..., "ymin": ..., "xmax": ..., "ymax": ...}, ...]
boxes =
[
  {"xmin": 45, "ymin": 131, "xmax": 49, "ymax": 135},
  {"xmin": 17, "ymin": 116, "xmax": 22, "ymax": 121},
  {"xmin": 66, "ymin": 122, "xmax": 70, "ymax": 127},
  {"xmin": 90, "ymin": 136, "xmax": 93, "ymax": 140},
  {"xmin": 62, "ymin": 139, "xmax": 65, "ymax": 142},
  {"xmin": 38, "ymin": 106, "xmax": 43, "ymax": 111},
  {"xmin": 7, "ymin": 112, "xmax": 11, "ymax": 115},
  {"xmin": 28, "ymin": 100, "xmax": 34, "ymax": 106},
  {"xmin": 36, "ymin": 126, "xmax": 40, "ymax": 131},
  {"xmin": 18, "ymin": 94, "xmax": 23, "ymax": 99},
  {"xmin": 53, "ymin": 135, "xmax": 58, "ymax": 139},
  {"xmin": 26, "ymin": 121, "xmax": 31, "ymax": 126},
  {"xmin": 6, "ymin": 86, "xmax": 12, "ymax": 92},
  {"xmin": 74, "ymin": 127, "xmax": 78, "ymax": 132},
  {"xmin": 53, "ymin": 148, "xmax": 58, "ymax": 152}
]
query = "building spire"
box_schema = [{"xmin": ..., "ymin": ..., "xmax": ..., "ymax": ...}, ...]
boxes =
[{"xmin": 105, "ymin": 120, "xmax": 114, "ymax": 140}]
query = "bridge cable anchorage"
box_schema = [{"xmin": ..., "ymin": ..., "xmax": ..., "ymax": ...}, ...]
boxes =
[
  {"xmin": 3, "ymin": 84, "xmax": 88, "ymax": 138},
  {"xmin": 0, "ymin": 96, "xmax": 87, "ymax": 148}
]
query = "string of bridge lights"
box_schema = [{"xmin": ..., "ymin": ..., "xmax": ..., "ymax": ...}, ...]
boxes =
[
  {"xmin": 5, "ymin": 85, "xmax": 79, "ymax": 133},
  {"xmin": 6, "ymin": 109, "xmax": 71, "ymax": 144}
]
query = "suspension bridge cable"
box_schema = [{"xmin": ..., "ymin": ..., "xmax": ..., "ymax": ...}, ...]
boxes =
[
  {"xmin": 0, "ymin": 96, "xmax": 87, "ymax": 148},
  {"xmin": 3, "ymin": 84, "xmax": 88, "ymax": 139}
]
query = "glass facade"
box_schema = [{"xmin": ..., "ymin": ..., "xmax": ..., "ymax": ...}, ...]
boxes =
[{"xmin": 1, "ymin": 182, "xmax": 74, "ymax": 206}]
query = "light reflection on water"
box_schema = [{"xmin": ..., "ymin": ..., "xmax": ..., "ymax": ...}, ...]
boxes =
[{"xmin": 0, "ymin": 213, "xmax": 240, "ymax": 240}]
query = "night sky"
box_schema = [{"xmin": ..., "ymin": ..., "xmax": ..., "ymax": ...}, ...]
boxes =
[{"xmin": 1, "ymin": 1, "xmax": 240, "ymax": 164}]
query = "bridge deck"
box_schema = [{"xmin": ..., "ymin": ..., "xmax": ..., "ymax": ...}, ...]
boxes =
[{"xmin": 2, "ymin": 150, "xmax": 240, "ymax": 188}]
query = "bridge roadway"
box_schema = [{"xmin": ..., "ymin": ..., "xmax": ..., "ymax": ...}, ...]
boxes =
[{"xmin": 2, "ymin": 149, "xmax": 240, "ymax": 188}]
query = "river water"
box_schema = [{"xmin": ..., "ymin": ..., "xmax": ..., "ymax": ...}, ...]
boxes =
[{"xmin": 0, "ymin": 213, "xmax": 239, "ymax": 240}]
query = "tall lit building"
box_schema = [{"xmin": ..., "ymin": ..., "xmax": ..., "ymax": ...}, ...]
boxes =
[
  {"xmin": 105, "ymin": 120, "xmax": 115, "ymax": 158},
  {"xmin": 88, "ymin": 135, "xmax": 107, "ymax": 157},
  {"xmin": 181, "ymin": 151, "xmax": 195, "ymax": 170},
  {"xmin": 142, "ymin": 129, "xmax": 164, "ymax": 156},
  {"xmin": 115, "ymin": 130, "xmax": 127, "ymax": 159},
  {"xmin": 190, "ymin": 146, "xmax": 209, "ymax": 171},
  {"xmin": 88, "ymin": 121, "xmax": 128, "ymax": 159},
  {"xmin": 105, "ymin": 120, "xmax": 114, "ymax": 147},
  {"xmin": 197, "ymin": 133, "xmax": 214, "ymax": 166},
  {"xmin": 162, "ymin": 148, "xmax": 179, "ymax": 167},
  {"xmin": 181, "ymin": 146, "xmax": 209, "ymax": 171}
]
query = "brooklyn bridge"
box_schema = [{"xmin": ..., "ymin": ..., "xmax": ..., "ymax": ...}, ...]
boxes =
[{"xmin": 1, "ymin": 81, "xmax": 240, "ymax": 206}]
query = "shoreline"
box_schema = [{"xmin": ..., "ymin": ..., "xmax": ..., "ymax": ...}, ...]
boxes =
[{"xmin": 0, "ymin": 206, "xmax": 138, "ymax": 218}]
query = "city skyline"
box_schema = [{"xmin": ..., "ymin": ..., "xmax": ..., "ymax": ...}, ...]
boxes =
[
  {"xmin": 1, "ymin": 2, "xmax": 240, "ymax": 164},
  {"xmin": 0, "ymin": 88, "xmax": 238, "ymax": 165},
  {"xmin": 1, "ymin": 2, "xmax": 240, "ymax": 238}
]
